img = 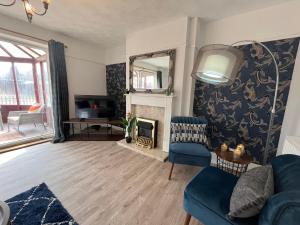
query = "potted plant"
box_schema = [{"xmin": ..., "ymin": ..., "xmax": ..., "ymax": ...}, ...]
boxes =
[{"xmin": 121, "ymin": 112, "xmax": 136, "ymax": 143}]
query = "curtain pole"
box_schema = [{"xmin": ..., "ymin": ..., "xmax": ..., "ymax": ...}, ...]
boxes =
[{"xmin": 0, "ymin": 26, "xmax": 68, "ymax": 48}]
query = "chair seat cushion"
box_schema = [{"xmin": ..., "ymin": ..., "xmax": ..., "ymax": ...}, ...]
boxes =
[
  {"xmin": 8, "ymin": 117, "xmax": 19, "ymax": 122},
  {"xmin": 169, "ymin": 143, "xmax": 211, "ymax": 166},
  {"xmin": 169, "ymin": 143, "xmax": 210, "ymax": 157},
  {"xmin": 184, "ymin": 167, "xmax": 258, "ymax": 225}
]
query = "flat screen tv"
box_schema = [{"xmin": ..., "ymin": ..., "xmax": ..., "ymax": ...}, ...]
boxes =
[{"xmin": 75, "ymin": 95, "xmax": 116, "ymax": 120}]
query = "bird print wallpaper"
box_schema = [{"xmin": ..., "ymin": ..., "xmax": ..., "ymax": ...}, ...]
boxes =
[
  {"xmin": 193, "ymin": 37, "xmax": 300, "ymax": 164},
  {"xmin": 106, "ymin": 63, "xmax": 126, "ymax": 119}
]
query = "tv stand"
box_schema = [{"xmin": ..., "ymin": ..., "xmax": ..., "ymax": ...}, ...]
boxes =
[{"xmin": 63, "ymin": 118, "xmax": 124, "ymax": 141}]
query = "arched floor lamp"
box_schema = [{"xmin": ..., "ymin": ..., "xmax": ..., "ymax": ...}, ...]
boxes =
[{"xmin": 191, "ymin": 41, "xmax": 280, "ymax": 165}]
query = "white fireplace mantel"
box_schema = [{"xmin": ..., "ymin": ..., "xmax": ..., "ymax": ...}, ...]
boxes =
[
  {"xmin": 125, "ymin": 93, "xmax": 174, "ymax": 108},
  {"xmin": 125, "ymin": 93, "xmax": 175, "ymax": 152}
]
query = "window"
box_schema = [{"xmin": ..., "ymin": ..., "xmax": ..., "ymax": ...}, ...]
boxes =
[
  {"xmin": 32, "ymin": 48, "xmax": 46, "ymax": 56},
  {"xmin": 14, "ymin": 63, "xmax": 36, "ymax": 105},
  {"xmin": 0, "ymin": 41, "xmax": 31, "ymax": 58},
  {"xmin": 0, "ymin": 62, "xmax": 17, "ymax": 105},
  {"xmin": 42, "ymin": 62, "xmax": 51, "ymax": 106},
  {"xmin": 0, "ymin": 39, "xmax": 48, "ymax": 106},
  {"xmin": 0, "ymin": 48, "xmax": 9, "ymax": 57},
  {"xmin": 36, "ymin": 63, "xmax": 44, "ymax": 105},
  {"xmin": 133, "ymin": 66, "xmax": 157, "ymax": 89},
  {"xmin": 18, "ymin": 45, "xmax": 39, "ymax": 58}
]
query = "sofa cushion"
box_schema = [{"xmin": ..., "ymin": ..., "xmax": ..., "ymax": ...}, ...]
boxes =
[
  {"xmin": 185, "ymin": 167, "xmax": 238, "ymax": 216},
  {"xmin": 171, "ymin": 116, "xmax": 207, "ymax": 124},
  {"xmin": 271, "ymin": 154, "xmax": 300, "ymax": 193},
  {"xmin": 169, "ymin": 143, "xmax": 211, "ymax": 166},
  {"xmin": 8, "ymin": 116, "xmax": 19, "ymax": 122},
  {"xmin": 258, "ymin": 154, "xmax": 300, "ymax": 225},
  {"xmin": 170, "ymin": 122, "xmax": 208, "ymax": 145},
  {"xmin": 259, "ymin": 191, "xmax": 300, "ymax": 225},
  {"xmin": 184, "ymin": 166, "xmax": 258, "ymax": 225},
  {"xmin": 169, "ymin": 143, "xmax": 210, "ymax": 157},
  {"xmin": 229, "ymin": 165, "xmax": 274, "ymax": 218},
  {"xmin": 28, "ymin": 104, "xmax": 41, "ymax": 113}
]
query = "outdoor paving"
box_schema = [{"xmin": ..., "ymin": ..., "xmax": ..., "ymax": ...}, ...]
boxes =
[{"xmin": 0, "ymin": 123, "xmax": 53, "ymax": 147}]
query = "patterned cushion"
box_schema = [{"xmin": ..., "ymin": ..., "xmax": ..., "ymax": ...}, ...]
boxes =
[
  {"xmin": 228, "ymin": 165, "xmax": 274, "ymax": 218},
  {"xmin": 170, "ymin": 122, "xmax": 208, "ymax": 146}
]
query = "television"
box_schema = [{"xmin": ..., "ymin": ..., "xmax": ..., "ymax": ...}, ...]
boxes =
[{"xmin": 75, "ymin": 95, "xmax": 116, "ymax": 120}]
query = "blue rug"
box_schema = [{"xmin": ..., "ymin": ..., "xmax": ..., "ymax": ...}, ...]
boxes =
[{"xmin": 5, "ymin": 183, "xmax": 78, "ymax": 225}]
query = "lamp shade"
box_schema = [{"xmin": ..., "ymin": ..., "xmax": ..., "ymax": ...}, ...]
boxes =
[{"xmin": 191, "ymin": 44, "xmax": 244, "ymax": 85}]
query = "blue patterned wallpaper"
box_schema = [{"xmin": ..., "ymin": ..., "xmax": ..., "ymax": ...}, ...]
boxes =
[
  {"xmin": 106, "ymin": 63, "xmax": 126, "ymax": 119},
  {"xmin": 193, "ymin": 38, "xmax": 300, "ymax": 164}
]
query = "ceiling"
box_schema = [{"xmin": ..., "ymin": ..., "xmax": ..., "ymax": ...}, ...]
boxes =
[{"xmin": 0, "ymin": 0, "xmax": 294, "ymax": 48}]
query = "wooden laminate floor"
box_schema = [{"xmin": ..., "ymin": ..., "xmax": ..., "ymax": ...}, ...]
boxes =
[{"xmin": 0, "ymin": 141, "xmax": 203, "ymax": 225}]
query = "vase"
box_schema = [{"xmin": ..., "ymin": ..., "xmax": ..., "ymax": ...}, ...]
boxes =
[{"xmin": 126, "ymin": 136, "xmax": 132, "ymax": 143}]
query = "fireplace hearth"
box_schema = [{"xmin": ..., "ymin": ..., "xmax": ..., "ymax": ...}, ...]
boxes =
[{"xmin": 135, "ymin": 117, "xmax": 158, "ymax": 149}]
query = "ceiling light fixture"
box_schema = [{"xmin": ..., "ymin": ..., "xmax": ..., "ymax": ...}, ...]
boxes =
[{"xmin": 0, "ymin": 0, "xmax": 50, "ymax": 23}]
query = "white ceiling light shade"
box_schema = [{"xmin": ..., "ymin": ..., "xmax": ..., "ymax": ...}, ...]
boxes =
[{"xmin": 191, "ymin": 44, "xmax": 244, "ymax": 85}]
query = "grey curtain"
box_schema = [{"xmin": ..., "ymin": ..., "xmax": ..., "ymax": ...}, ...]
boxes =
[
  {"xmin": 48, "ymin": 40, "xmax": 69, "ymax": 143},
  {"xmin": 157, "ymin": 71, "xmax": 162, "ymax": 88}
]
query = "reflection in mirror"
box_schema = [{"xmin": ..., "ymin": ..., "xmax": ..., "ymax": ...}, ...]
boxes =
[{"xmin": 132, "ymin": 56, "xmax": 170, "ymax": 90}]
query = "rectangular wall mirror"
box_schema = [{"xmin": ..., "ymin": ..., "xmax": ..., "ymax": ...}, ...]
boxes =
[{"xmin": 129, "ymin": 49, "xmax": 176, "ymax": 94}]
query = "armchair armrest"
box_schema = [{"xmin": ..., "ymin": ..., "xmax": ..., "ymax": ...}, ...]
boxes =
[{"xmin": 8, "ymin": 111, "xmax": 28, "ymax": 117}]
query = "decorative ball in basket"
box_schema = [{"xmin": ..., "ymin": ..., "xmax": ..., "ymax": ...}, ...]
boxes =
[
  {"xmin": 221, "ymin": 143, "xmax": 228, "ymax": 152},
  {"xmin": 233, "ymin": 144, "xmax": 245, "ymax": 159}
]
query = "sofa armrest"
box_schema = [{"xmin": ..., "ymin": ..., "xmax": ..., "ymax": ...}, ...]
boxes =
[{"xmin": 259, "ymin": 191, "xmax": 300, "ymax": 225}]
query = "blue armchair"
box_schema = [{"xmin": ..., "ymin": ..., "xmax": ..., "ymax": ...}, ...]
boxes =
[
  {"xmin": 168, "ymin": 116, "xmax": 211, "ymax": 180},
  {"xmin": 183, "ymin": 154, "xmax": 300, "ymax": 225}
]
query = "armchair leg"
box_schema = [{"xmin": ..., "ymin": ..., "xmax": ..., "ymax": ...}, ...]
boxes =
[
  {"xmin": 184, "ymin": 213, "xmax": 192, "ymax": 225},
  {"xmin": 168, "ymin": 162, "xmax": 175, "ymax": 180},
  {"xmin": 184, "ymin": 214, "xmax": 191, "ymax": 225}
]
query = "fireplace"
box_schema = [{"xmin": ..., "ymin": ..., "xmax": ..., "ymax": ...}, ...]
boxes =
[{"xmin": 135, "ymin": 117, "xmax": 158, "ymax": 149}]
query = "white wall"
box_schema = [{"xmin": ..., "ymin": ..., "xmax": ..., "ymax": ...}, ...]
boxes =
[
  {"xmin": 105, "ymin": 44, "xmax": 126, "ymax": 65},
  {"xmin": 203, "ymin": 0, "xmax": 300, "ymax": 154},
  {"xmin": 67, "ymin": 58, "xmax": 106, "ymax": 117},
  {"xmin": 0, "ymin": 13, "xmax": 107, "ymax": 118}
]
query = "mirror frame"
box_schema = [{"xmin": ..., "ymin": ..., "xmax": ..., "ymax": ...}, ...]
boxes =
[{"xmin": 129, "ymin": 49, "xmax": 176, "ymax": 94}]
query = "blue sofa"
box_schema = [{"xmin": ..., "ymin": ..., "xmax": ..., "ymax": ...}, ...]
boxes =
[
  {"xmin": 183, "ymin": 154, "xmax": 300, "ymax": 225},
  {"xmin": 168, "ymin": 116, "xmax": 211, "ymax": 180}
]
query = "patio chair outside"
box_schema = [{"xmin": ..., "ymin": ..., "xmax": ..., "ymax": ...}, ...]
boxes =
[{"xmin": 7, "ymin": 105, "xmax": 46, "ymax": 132}]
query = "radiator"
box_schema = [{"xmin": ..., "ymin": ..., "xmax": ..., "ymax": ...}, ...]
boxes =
[{"xmin": 282, "ymin": 136, "xmax": 300, "ymax": 156}]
